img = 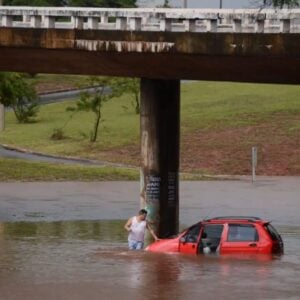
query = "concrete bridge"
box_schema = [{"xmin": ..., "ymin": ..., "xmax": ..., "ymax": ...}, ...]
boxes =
[{"xmin": 0, "ymin": 7, "xmax": 299, "ymax": 238}]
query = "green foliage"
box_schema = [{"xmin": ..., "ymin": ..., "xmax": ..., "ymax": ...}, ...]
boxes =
[
  {"xmin": 3, "ymin": 0, "xmax": 137, "ymax": 7},
  {"xmin": 163, "ymin": 0, "xmax": 170, "ymax": 7},
  {"xmin": 50, "ymin": 128, "xmax": 67, "ymax": 140},
  {"xmin": 0, "ymin": 72, "xmax": 39, "ymax": 123},
  {"xmin": 3, "ymin": 0, "xmax": 64, "ymax": 5},
  {"xmin": 67, "ymin": 76, "xmax": 123, "ymax": 142},
  {"xmin": 116, "ymin": 78, "xmax": 140, "ymax": 114},
  {"xmin": 263, "ymin": 0, "xmax": 299, "ymax": 7}
]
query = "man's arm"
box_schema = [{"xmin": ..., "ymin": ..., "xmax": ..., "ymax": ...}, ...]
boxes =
[
  {"xmin": 147, "ymin": 222, "xmax": 159, "ymax": 241},
  {"xmin": 124, "ymin": 218, "xmax": 132, "ymax": 232}
]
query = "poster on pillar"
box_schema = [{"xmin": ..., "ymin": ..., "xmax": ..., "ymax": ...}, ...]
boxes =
[
  {"xmin": 168, "ymin": 172, "xmax": 177, "ymax": 207},
  {"xmin": 146, "ymin": 175, "xmax": 161, "ymax": 202}
]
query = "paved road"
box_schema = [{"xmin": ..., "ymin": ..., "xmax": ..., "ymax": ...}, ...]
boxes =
[
  {"xmin": 0, "ymin": 178, "xmax": 299, "ymax": 226},
  {"xmin": 0, "ymin": 144, "xmax": 111, "ymax": 165},
  {"xmin": 38, "ymin": 86, "xmax": 110, "ymax": 104}
]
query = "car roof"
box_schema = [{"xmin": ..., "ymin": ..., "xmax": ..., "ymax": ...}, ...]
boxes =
[{"xmin": 203, "ymin": 216, "xmax": 268, "ymax": 224}]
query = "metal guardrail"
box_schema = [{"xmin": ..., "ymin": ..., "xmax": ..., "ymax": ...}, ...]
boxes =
[{"xmin": 0, "ymin": 7, "xmax": 300, "ymax": 33}]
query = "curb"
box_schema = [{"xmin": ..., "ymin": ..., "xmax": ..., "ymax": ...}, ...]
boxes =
[
  {"xmin": 0, "ymin": 144, "xmax": 137, "ymax": 169},
  {"xmin": 2, "ymin": 144, "xmax": 288, "ymax": 181}
]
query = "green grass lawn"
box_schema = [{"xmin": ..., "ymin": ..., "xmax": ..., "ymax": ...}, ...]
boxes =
[
  {"xmin": 0, "ymin": 91, "xmax": 140, "ymax": 158},
  {"xmin": 1, "ymin": 80, "xmax": 299, "ymax": 177},
  {"xmin": 181, "ymin": 81, "xmax": 300, "ymax": 131},
  {"xmin": 0, "ymin": 157, "xmax": 139, "ymax": 181}
]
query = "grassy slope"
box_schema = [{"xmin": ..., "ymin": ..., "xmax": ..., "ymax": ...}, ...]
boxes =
[
  {"xmin": 0, "ymin": 158, "xmax": 139, "ymax": 181},
  {"xmin": 180, "ymin": 82, "xmax": 300, "ymax": 175},
  {"xmin": 1, "ymin": 81, "xmax": 299, "ymax": 176}
]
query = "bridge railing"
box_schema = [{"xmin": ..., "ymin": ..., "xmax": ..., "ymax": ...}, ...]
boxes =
[{"xmin": 0, "ymin": 7, "xmax": 300, "ymax": 33}]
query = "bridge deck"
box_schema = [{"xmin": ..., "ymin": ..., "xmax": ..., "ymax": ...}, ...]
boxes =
[{"xmin": 0, "ymin": 7, "xmax": 299, "ymax": 83}]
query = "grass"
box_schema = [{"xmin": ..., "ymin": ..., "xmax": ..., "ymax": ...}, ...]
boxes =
[
  {"xmin": 0, "ymin": 92, "xmax": 140, "ymax": 157},
  {"xmin": 0, "ymin": 157, "xmax": 212, "ymax": 182},
  {"xmin": 181, "ymin": 81, "xmax": 300, "ymax": 132},
  {"xmin": 0, "ymin": 80, "xmax": 299, "ymax": 177},
  {"xmin": 0, "ymin": 157, "xmax": 139, "ymax": 181}
]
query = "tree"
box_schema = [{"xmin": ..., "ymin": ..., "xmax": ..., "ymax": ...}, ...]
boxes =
[
  {"xmin": 67, "ymin": 76, "xmax": 122, "ymax": 143},
  {"xmin": 3, "ymin": 0, "xmax": 137, "ymax": 7},
  {"xmin": 262, "ymin": 0, "xmax": 299, "ymax": 7},
  {"xmin": 162, "ymin": 0, "xmax": 170, "ymax": 8},
  {"xmin": 0, "ymin": 73, "xmax": 39, "ymax": 123},
  {"xmin": 116, "ymin": 78, "xmax": 140, "ymax": 114},
  {"xmin": 3, "ymin": 0, "xmax": 64, "ymax": 5}
]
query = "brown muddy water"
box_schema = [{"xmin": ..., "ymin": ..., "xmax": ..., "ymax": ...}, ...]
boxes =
[{"xmin": 0, "ymin": 220, "xmax": 299, "ymax": 300}]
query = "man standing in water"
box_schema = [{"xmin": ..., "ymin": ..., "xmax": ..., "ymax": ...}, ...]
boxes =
[{"xmin": 124, "ymin": 209, "xmax": 159, "ymax": 250}]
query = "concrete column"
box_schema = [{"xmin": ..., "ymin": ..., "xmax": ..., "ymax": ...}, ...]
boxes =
[
  {"xmin": 87, "ymin": 17, "xmax": 98, "ymax": 29},
  {"xmin": 0, "ymin": 104, "xmax": 5, "ymax": 131},
  {"xmin": 184, "ymin": 19, "xmax": 196, "ymax": 32},
  {"xmin": 140, "ymin": 78, "xmax": 180, "ymax": 240},
  {"xmin": 43, "ymin": 16, "xmax": 55, "ymax": 28},
  {"xmin": 280, "ymin": 19, "xmax": 291, "ymax": 33},
  {"xmin": 233, "ymin": 18, "xmax": 242, "ymax": 32},
  {"xmin": 116, "ymin": 17, "xmax": 127, "ymax": 30},
  {"xmin": 207, "ymin": 19, "xmax": 217, "ymax": 32},
  {"xmin": 255, "ymin": 19, "xmax": 265, "ymax": 33},
  {"xmin": 160, "ymin": 19, "xmax": 172, "ymax": 31},
  {"xmin": 129, "ymin": 18, "xmax": 142, "ymax": 31}
]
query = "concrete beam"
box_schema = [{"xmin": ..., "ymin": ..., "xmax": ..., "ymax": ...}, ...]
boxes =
[{"xmin": 0, "ymin": 29, "xmax": 299, "ymax": 84}]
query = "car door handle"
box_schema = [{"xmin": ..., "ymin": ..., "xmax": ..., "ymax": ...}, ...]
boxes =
[{"xmin": 249, "ymin": 243, "xmax": 257, "ymax": 247}]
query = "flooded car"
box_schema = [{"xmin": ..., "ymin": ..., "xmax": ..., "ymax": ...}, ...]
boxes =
[{"xmin": 146, "ymin": 216, "xmax": 284, "ymax": 255}]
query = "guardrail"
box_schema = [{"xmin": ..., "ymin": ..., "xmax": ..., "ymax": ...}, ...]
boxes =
[{"xmin": 0, "ymin": 7, "xmax": 300, "ymax": 33}]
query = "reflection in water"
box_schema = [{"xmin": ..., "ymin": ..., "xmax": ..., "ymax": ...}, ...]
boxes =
[{"xmin": 0, "ymin": 220, "xmax": 299, "ymax": 300}]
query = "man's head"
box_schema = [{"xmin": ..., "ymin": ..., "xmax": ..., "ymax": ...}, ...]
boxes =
[{"xmin": 138, "ymin": 209, "xmax": 148, "ymax": 220}]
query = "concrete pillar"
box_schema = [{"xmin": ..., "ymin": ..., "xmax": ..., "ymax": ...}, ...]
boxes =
[
  {"xmin": 280, "ymin": 19, "xmax": 291, "ymax": 33},
  {"xmin": 0, "ymin": 104, "xmax": 5, "ymax": 131},
  {"xmin": 140, "ymin": 78, "xmax": 180, "ymax": 240}
]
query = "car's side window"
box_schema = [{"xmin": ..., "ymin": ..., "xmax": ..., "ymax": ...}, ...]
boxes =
[
  {"xmin": 184, "ymin": 224, "xmax": 201, "ymax": 243},
  {"xmin": 227, "ymin": 224, "xmax": 259, "ymax": 242}
]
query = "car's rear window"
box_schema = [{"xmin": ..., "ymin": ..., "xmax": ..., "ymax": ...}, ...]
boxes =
[
  {"xmin": 227, "ymin": 224, "xmax": 259, "ymax": 242},
  {"xmin": 264, "ymin": 223, "xmax": 281, "ymax": 241}
]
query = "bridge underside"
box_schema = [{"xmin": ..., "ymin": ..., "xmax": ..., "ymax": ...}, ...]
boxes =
[
  {"xmin": 1, "ymin": 48, "xmax": 300, "ymax": 84},
  {"xmin": 0, "ymin": 28, "xmax": 299, "ymax": 84},
  {"xmin": 1, "ymin": 27, "xmax": 299, "ymax": 238}
]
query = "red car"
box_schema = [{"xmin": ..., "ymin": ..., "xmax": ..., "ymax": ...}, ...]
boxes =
[{"xmin": 146, "ymin": 216, "xmax": 284, "ymax": 255}]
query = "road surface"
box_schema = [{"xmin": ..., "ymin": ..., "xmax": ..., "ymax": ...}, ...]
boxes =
[{"xmin": 0, "ymin": 178, "xmax": 299, "ymax": 226}]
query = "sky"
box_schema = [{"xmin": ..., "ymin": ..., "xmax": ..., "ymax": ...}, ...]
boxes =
[{"xmin": 137, "ymin": 0, "xmax": 262, "ymax": 8}]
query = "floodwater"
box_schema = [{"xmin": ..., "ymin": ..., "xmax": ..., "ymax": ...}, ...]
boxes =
[{"xmin": 0, "ymin": 220, "xmax": 299, "ymax": 300}]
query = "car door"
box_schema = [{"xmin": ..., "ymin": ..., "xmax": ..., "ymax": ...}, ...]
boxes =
[
  {"xmin": 221, "ymin": 224, "xmax": 260, "ymax": 254},
  {"xmin": 179, "ymin": 223, "xmax": 202, "ymax": 254},
  {"xmin": 199, "ymin": 224, "xmax": 224, "ymax": 254}
]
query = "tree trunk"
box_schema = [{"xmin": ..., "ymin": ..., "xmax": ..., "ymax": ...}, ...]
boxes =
[
  {"xmin": 91, "ymin": 107, "xmax": 101, "ymax": 142},
  {"xmin": 0, "ymin": 104, "xmax": 5, "ymax": 131}
]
